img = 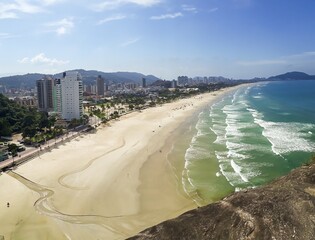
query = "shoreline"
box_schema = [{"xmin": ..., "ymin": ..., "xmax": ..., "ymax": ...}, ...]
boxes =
[
  {"xmin": 129, "ymin": 157, "xmax": 315, "ymax": 240},
  {"xmin": 0, "ymin": 84, "xmax": 247, "ymax": 240}
]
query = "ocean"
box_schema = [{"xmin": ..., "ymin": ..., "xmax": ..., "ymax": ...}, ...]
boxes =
[{"xmin": 181, "ymin": 80, "xmax": 315, "ymax": 205}]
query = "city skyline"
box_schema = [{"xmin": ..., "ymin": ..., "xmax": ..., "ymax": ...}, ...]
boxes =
[{"xmin": 1, "ymin": 0, "xmax": 315, "ymax": 79}]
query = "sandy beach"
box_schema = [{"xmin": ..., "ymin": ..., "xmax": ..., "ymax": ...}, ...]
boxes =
[{"xmin": 0, "ymin": 85, "xmax": 244, "ymax": 240}]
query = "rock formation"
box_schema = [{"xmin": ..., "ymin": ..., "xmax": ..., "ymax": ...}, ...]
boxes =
[{"xmin": 129, "ymin": 162, "xmax": 315, "ymax": 240}]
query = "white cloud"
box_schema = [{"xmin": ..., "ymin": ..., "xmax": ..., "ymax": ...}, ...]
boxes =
[
  {"xmin": 128, "ymin": 0, "xmax": 160, "ymax": 5},
  {"xmin": 92, "ymin": 0, "xmax": 160, "ymax": 11},
  {"xmin": 0, "ymin": 2, "xmax": 19, "ymax": 19},
  {"xmin": 181, "ymin": 4, "xmax": 197, "ymax": 13},
  {"xmin": 0, "ymin": 0, "xmax": 65, "ymax": 19},
  {"xmin": 0, "ymin": 11, "xmax": 17, "ymax": 19},
  {"xmin": 150, "ymin": 12, "xmax": 183, "ymax": 20},
  {"xmin": 40, "ymin": 0, "xmax": 64, "ymax": 6},
  {"xmin": 209, "ymin": 7, "xmax": 218, "ymax": 12},
  {"xmin": 45, "ymin": 18, "xmax": 74, "ymax": 35},
  {"xmin": 0, "ymin": 32, "xmax": 13, "ymax": 39},
  {"xmin": 18, "ymin": 53, "xmax": 69, "ymax": 65},
  {"xmin": 0, "ymin": 0, "xmax": 43, "ymax": 19},
  {"xmin": 98, "ymin": 14, "xmax": 126, "ymax": 24},
  {"xmin": 121, "ymin": 37, "xmax": 140, "ymax": 47},
  {"xmin": 15, "ymin": 0, "xmax": 43, "ymax": 13},
  {"xmin": 18, "ymin": 57, "xmax": 30, "ymax": 63},
  {"xmin": 286, "ymin": 51, "xmax": 315, "ymax": 59}
]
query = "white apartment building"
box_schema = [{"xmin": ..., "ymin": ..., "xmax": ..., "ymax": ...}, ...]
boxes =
[{"xmin": 57, "ymin": 71, "xmax": 83, "ymax": 120}]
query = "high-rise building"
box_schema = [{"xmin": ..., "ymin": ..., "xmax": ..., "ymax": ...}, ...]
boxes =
[
  {"xmin": 96, "ymin": 75, "xmax": 104, "ymax": 96},
  {"xmin": 171, "ymin": 80, "xmax": 177, "ymax": 88},
  {"xmin": 56, "ymin": 71, "xmax": 83, "ymax": 120},
  {"xmin": 177, "ymin": 76, "xmax": 189, "ymax": 86},
  {"xmin": 54, "ymin": 79, "xmax": 62, "ymax": 114},
  {"xmin": 142, "ymin": 78, "xmax": 146, "ymax": 88},
  {"xmin": 36, "ymin": 76, "xmax": 54, "ymax": 112}
]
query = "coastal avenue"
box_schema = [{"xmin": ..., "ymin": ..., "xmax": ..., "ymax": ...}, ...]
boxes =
[{"xmin": 0, "ymin": 126, "xmax": 89, "ymax": 171}]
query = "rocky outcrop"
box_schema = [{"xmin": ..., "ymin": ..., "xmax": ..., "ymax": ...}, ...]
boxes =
[{"xmin": 129, "ymin": 163, "xmax": 315, "ymax": 240}]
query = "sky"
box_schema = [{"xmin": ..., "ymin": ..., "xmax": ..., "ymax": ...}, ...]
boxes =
[{"xmin": 1, "ymin": 0, "xmax": 315, "ymax": 80}]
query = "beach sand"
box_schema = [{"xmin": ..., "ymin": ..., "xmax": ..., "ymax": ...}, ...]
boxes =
[{"xmin": 0, "ymin": 85, "xmax": 243, "ymax": 240}]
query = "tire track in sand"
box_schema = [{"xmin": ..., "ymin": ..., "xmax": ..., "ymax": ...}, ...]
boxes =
[
  {"xmin": 58, "ymin": 138, "xmax": 126, "ymax": 190},
  {"xmin": 8, "ymin": 171, "xmax": 138, "ymax": 238}
]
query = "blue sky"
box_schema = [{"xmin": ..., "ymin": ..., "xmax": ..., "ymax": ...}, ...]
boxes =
[{"xmin": 1, "ymin": 0, "xmax": 315, "ymax": 79}]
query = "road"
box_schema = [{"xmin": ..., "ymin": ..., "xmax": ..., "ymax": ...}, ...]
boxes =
[{"xmin": 0, "ymin": 126, "xmax": 89, "ymax": 171}]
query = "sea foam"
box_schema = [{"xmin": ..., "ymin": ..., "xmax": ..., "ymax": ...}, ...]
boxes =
[{"xmin": 247, "ymin": 107, "xmax": 315, "ymax": 155}]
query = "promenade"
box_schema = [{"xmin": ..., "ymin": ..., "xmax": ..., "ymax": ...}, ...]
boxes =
[{"xmin": 0, "ymin": 127, "xmax": 89, "ymax": 172}]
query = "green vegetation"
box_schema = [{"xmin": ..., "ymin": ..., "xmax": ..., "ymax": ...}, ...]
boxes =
[
  {"xmin": 0, "ymin": 93, "xmax": 31, "ymax": 137},
  {"xmin": 0, "ymin": 93, "xmax": 61, "ymax": 145},
  {"xmin": 86, "ymin": 82, "xmax": 242, "ymax": 124},
  {"xmin": 68, "ymin": 117, "xmax": 88, "ymax": 129}
]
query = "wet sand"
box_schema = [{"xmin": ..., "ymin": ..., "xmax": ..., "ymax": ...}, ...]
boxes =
[{"xmin": 0, "ymin": 85, "xmax": 244, "ymax": 240}]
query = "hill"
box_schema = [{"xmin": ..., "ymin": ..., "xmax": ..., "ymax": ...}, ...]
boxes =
[
  {"xmin": 269, "ymin": 71, "xmax": 315, "ymax": 80},
  {"xmin": 129, "ymin": 160, "xmax": 315, "ymax": 240},
  {"xmin": 0, "ymin": 73, "xmax": 43, "ymax": 89},
  {"xmin": 0, "ymin": 70, "xmax": 160, "ymax": 89},
  {"xmin": 56, "ymin": 69, "xmax": 160, "ymax": 85}
]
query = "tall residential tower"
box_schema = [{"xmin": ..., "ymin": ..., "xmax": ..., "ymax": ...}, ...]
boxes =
[
  {"xmin": 96, "ymin": 75, "xmax": 104, "ymax": 96},
  {"xmin": 36, "ymin": 76, "xmax": 54, "ymax": 112},
  {"xmin": 56, "ymin": 71, "xmax": 83, "ymax": 120}
]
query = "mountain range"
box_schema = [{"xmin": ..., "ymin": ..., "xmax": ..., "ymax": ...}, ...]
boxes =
[
  {"xmin": 268, "ymin": 71, "xmax": 315, "ymax": 80},
  {"xmin": 1, "ymin": 70, "xmax": 315, "ymax": 89},
  {"xmin": 0, "ymin": 69, "xmax": 160, "ymax": 89}
]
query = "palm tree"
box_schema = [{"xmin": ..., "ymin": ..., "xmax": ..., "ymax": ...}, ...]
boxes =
[
  {"xmin": 129, "ymin": 104, "xmax": 134, "ymax": 111},
  {"xmin": 106, "ymin": 104, "xmax": 110, "ymax": 119},
  {"xmin": 100, "ymin": 103, "xmax": 105, "ymax": 113}
]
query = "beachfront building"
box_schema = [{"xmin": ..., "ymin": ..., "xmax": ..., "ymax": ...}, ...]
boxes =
[
  {"xmin": 55, "ymin": 71, "xmax": 83, "ymax": 121},
  {"xmin": 53, "ymin": 79, "xmax": 62, "ymax": 115},
  {"xmin": 13, "ymin": 96, "xmax": 37, "ymax": 108},
  {"xmin": 96, "ymin": 75, "xmax": 104, "ymax": 96},
  {"xmin": 177, "ymin": 76, "xmax": 189, "ymax": 86},
  {"xmin": 171, "ymin": 80, "xmax": 177, "ymax": 88},
  {"xmin": 36, "ymin": 76, "xmax": 54, "ymax": 112}
]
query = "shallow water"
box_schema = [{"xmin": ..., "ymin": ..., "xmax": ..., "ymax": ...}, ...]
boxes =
[{"xmin": 181, "ymin": 80, "xmax": 315, "ymax": 205}]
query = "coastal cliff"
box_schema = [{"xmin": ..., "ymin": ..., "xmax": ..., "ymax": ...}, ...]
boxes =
[{"xmin": 129, "ymin": 161, "xmax": 315, "ymax": 240}]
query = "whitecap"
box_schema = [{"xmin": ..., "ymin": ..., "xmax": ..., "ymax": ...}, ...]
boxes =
[
  {"xmin": 248, "ymin": 108, "xmax": 315, "ymax": 155},
  {"xmin": 231, "ymin": 160, "xmax": 249, "ymax": 182}
]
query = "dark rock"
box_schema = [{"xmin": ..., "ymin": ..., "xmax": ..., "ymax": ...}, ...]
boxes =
[{"xmin": 129, "ymin": 163, "xmax": 315, "ymax": 240}]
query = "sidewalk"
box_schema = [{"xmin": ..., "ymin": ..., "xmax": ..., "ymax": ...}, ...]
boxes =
[{"xmin": 0, "ymin": 127, "xmax": 88, "ymax": 172}]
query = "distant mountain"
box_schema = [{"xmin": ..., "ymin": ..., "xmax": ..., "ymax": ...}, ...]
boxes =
[
  {"xmin": 0, "ymin": 69, "xmax": 160, "ymax": 89},
  {"xmin": 0, "ymin": 73, "xmax": 43, "ymax": 89},
  {"xmin": 56, "ymin": 69, "xmax": 160, "ymax": 85},
  {"xmin": 268, "ymin": 71, "xmax": 315, "ymax": 81}
]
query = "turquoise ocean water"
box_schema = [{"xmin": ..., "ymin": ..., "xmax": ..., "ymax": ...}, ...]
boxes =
[{"xmin": 182, "ymin": 80, "xmax": 315, "ymax": 205}]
